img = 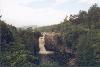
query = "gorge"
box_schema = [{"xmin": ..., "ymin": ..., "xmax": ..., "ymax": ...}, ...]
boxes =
[{"xmin": 38, "ymin": 32, "xmax": 76, "ymax": 65}]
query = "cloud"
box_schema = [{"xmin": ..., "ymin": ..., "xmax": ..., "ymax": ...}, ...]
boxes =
[
  {"xmin": 1, "ymin": 0, "xmax": 66, "ymax": 27},
  {"xmin": 55, "ymin": 0, "xmax": 66, "ymax": 4},
  {"xmin": 78, "ymin": 0, "xmax": 100, "ymax": 5},
  {"xmin": 17, "ymin": 0, "xmax": 46, "ymax": 6},
  {"xmin": 54, "ymin": 0, "xmax": 69, "ymax": 5}
]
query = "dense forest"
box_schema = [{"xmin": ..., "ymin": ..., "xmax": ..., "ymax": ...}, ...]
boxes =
[{"xmin": 0, "ymin": 4, "xmax": 100, "ymax": 67}]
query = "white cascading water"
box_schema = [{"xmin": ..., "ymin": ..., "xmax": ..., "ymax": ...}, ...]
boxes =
[{"xmin": 39, "ymin": 33, "xmax": 53, "ymax": 54}]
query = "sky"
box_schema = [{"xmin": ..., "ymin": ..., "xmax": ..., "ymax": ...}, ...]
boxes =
[{"xmin": 0, "ymin": 0, "xmax": 100, "ymax": 27}]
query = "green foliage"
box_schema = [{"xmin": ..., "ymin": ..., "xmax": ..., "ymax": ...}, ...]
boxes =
[
  {"xmin": 0, "ymin": 20, "xmax": 41, "ymax": 66},
  {"xmin": 77, "ymin": 32, "xmax": 96, "ymax": 66}
]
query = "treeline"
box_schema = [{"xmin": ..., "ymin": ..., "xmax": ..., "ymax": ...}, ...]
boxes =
[
  {"xmin": 0, "ymin": 20, "xmax": 43, "ymax": 66},
  {"xmin": 37, "ymin": 4, "xmax": 100, "ymax": 66}
]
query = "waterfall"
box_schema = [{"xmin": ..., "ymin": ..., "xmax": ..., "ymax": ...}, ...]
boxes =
[
  {"xmin": 39, "ymin": 36, "xmax": 46, "ymax": 51},
  {"xmin": 39, "ymin": 33, "xmax": 53, "ymax": 54}
]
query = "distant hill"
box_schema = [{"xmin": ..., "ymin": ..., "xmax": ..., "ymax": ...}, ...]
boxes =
[
  {"xmin": 20, "ymin": 25, "xmax": 38, "ymax": 30},
  {"xmin": 36, "ymin": 24, "xmax": 60, "ymax": 32}
]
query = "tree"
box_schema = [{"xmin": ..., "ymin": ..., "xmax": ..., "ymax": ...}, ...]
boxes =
[
  {"xmin": 88, "ymin": 4, "xmax": 100, "ymax": 29},
  {"xmin": 77, "ymin": 32, "xmax": 96, "ymax": 66}
]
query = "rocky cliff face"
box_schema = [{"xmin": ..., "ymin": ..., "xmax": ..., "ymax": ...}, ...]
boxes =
[{"xmin": 44, "ymin": 32, "xmax": 63, "ymax": 52}]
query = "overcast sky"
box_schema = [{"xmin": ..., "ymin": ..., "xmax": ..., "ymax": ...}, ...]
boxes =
[{"xmin": 0, "ymin": 0, "xmax": 100, "ymax": 27}]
